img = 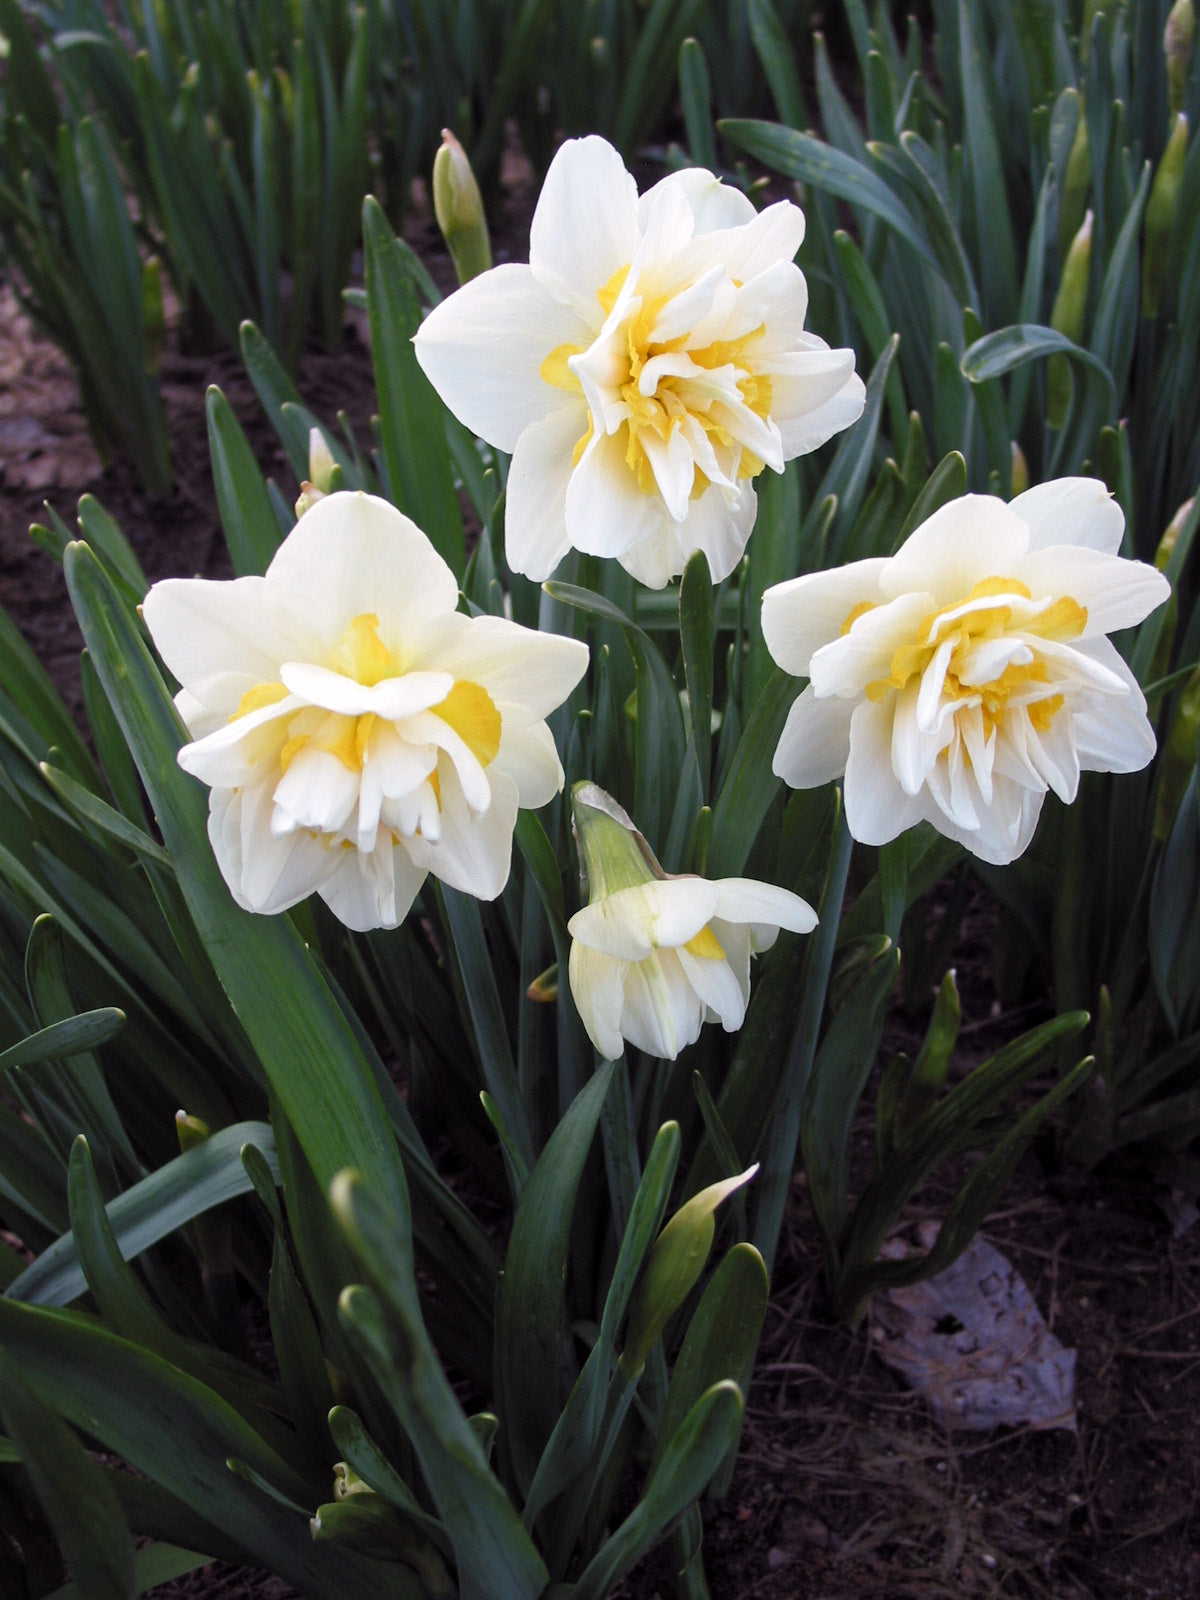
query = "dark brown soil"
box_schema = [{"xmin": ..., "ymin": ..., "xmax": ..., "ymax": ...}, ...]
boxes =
[{"xmin": 2, "ymin": 189, "xmax": 1199, "ymax": 1600}]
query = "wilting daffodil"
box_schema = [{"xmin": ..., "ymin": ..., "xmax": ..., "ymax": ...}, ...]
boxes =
[
  {"xmin": 762, "ymin": 479, "xmax": 1171, "ymax": 865},
  {"xmin": 413, "ymin": 134, "xmax": 864, "ymax": 588},
  {"xmin": 567, "ymin": 783, "xmax": 816, "ymax": 1060},
  {"xmin": 142, "ymin": 492, "xmax": 589, "ymax": 930}
]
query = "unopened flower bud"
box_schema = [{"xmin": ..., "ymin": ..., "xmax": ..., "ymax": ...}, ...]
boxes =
[
  {"xmin": 175, "ymin": 1110, "xmax": 210, "ymax": 1152},
  {"xmin": 619, "ymin": 1167, "xmax": 757, "ymax": 1377},
  {"xmin": 1166, "ymin": 0, "xmax": 1195, "ymax": 116},
  {"xmin": 1010, "ymin": 441, "xmax": 1029, "ymax": 498},
  {"xmin": 1142, "ymin": 113, "xmax": 1189, "ymax": 319},
  {"xmin": 1048, "ymin": 210, "xmax": 1092, "ymax": 428},
  {"xmin": 1059, "ymin": 107, "xmax": 1091, "ymax": 261},
  {"xmin": 1155, "ymin": 496, "xmax": 1195, "ymax": 571},
  {"xmin": 432, "ymin": 129, "xmax": 492, "ymax": 286}
]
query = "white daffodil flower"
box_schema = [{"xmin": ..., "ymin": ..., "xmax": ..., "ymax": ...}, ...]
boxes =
[
  {"xmin": 567, "ymin": 783, "xmax": 816, "ymax": 1060},
  {"xmin": 142, "ymin": 491, "xmax": 589, "ymax": 930},
  {"xmin": 413, "ymin": 135, "xmax": 864, "ymax": 589},
  {"xmin": 762, "ymin": 479, "xmax": 1171, "ymax": 866}
]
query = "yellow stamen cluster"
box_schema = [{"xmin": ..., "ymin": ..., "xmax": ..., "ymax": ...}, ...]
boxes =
[
  {"xmin": 854, "ymin": 578, "xmax": 1087, "ymax": 737},
  {"xmin": 540, "ymin": 263, "xmax": 773, "ymax": 501},
  {"xmin": 230, "ymin": 613, "xmax": 501, "ymax": 799}
]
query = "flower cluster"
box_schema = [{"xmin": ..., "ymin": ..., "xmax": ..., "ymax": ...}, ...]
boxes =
[
  {"xmin": 143, "ymin": 135, "xmax": 1170, "ymax": 1076},
  {"xmin": 414, "ymin": 135, "xmax": 864, "ymax": 588},
  {"xmin": 143, "ymin": 492, "xmax": 588, "ymax": 929}
]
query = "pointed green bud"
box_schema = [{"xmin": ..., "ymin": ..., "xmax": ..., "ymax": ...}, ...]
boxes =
[
  {"xmin": 175, "ymin": 1110, "xmax": 210, "ymax": 1153},
  {"xmin": 1080, "ymin": 0, "xmax": 1105, "ymax": 59},
  {"xmin": 1059, "ymin": 108, "xmax": 1090, "ymax": 261},
  {"xmin": 571, "ymin": 780, "xmax": 663, "ymax": 903},
  {"xmin": 332, "ymin": 1461, "xmax": 371, "ymax": 1500},
  {"xmin": 1142, "ymin": 113, "xmax": 1189, "ymax": 319},
  {"xmin": 1166, "ymin": 0, "xmax": 1195, "ymax": 116},
  {"xmin": 619, "ymin": 1166, "xmax": 757, "ymax": 1378},
  {"xmin": 432, "ymin": 129, "xmax": 492, "ymax": 286},
  {"xmin": 1155, "ymin": 495, "xmax": 1194, "ymax": 571},
  {"xmin": 1011, "ymin": 440, "xmax": 1029, "ymax": 497},
  {"xmin": 1048, "ymin": 209, "xmax": 1092, "ymax": 428}
]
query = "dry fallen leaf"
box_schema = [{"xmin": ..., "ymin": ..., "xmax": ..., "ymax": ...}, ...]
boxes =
[{"xmin": 871, "ymin": 1222, "xmax": 1076, "ymax": 1432}]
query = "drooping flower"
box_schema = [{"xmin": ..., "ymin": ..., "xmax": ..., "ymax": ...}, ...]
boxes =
[
  {"xmin": 761, "ymin": 479, "xmax": 1171, "ymax": 865},
  {"xmin": 142, "ymin": 491, "xmax": 589, "ymax": 930},
  {"xmin": 567, "ymin": 783, "xmax": 816, "ymax": 1060},
  {"xmin": 413, "ymin": 135, "xmax": 864, "ymax": 589}
]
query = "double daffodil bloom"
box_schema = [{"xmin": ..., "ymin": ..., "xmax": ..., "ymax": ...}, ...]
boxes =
[
  {"xmin": 413, "ymin": 135, "xmax": 864, "ymax": 588},
  {"xmin": 762, "ymin": 480, "xmax": 1171, "ymax": 865},
  {"xmin": 568, "ymin": 784, "xmax": 816, "ymax": 1060},
  {"xmin": 142, "ymin": 492, "xmax": 589, "ymax": 930}
]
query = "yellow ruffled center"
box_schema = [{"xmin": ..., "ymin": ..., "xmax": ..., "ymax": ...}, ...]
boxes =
[
  {"xmin": 230, "ymin": 613, "xmax": 501, "ymax": 790},
  {"xmin": 540, "ymin": 263, "xmax": 773, "ymax": 499},
  {"xmin": 854, "ymin": 578, "xmax": 1087, "ymax": 737}
]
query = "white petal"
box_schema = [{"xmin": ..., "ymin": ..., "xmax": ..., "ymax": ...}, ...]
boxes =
[
  {"xmin": 892, "ymin": 679, "xmax": 952, "ymax": 794},
  {"xmin": 403, "ymin": 711, "xmax": 492, "ymax": 814},
  {"xmin": 710, "ymin": 877, "xmax": 818, "ymax": 933},
  {"xmin": 843, "ymin": 699, "xmax": 927, "ymax": 845},
  {"xmin": 143, "ymin": 576, "xmax": 314, "ymax": 712},
  {"xmin": 1018, "ymin": 546, "xmax": 1171, "ymax": 636},
  {"xmin": 630, "ymin": 479, "xmax": 758, "ymax": 588},
  {"xmin": 1010, "ymin": 477, "xmax": 1125, "ymax": 555},
  {"xmin": 676, "ymin": 945, "xmax": 746, "ymax": 1030},
  {"xmin": 405, "ymin": 767, "xmax": 518, "ymax": 900},
  {"xmin": 673, "ymin": 199, "xmax": 807, "ymax": 283},
  {"xmin": 412, "ymin": 264, "xmax": 591, "ymax": 452},
  {"xmin": 568, "ymin": 943, "xmax": 628, "ymax": 1061},
  {"xmin": 492, "ymin": 721, "xmax": 564, "ymax": 809},
  {"xmin": 529, "ymin": 137, "xmax": 640, "ymax": 320},
  {"xmin": 278, "ymin": 663, "xmax": 452, "ymax": 719},
  {"xmin": 808, "ymin": 592, "xmax": 933, "ymax": 700},
  {"xmin": 568, "ymin": 879, "xmax": 718, "ymax": 961},
  {"xmin": 213, "ymin": 781, "xmax": 338, "ymax": 914},
  {"xmin": 771, "ymin": 689, "xmax": 853, "ymax": 788},
  {"xmin": 620, "ymin": 950, "xmax": 703, "ymax": 1059},
  {"xmin": 505, "ymin": 404, "xmax": 587, "ymax": 579},
  {"xmin": 421, "ymin": 612, "xmax": 588, "ymax": 722},
  {"xmin": 1069, "ymin": 645, "xmax": 1158, "ymax": 773},
  {"xmin": 176, "ymin": 695, "xmax": 299, "ymax": 787},
  {"xmin": 882, "ymin": 495, "xmax": 1029, "ymax": 604},
  {"xmin": 265, "ymin": 492, "xmax": 459, "ymax": 648},
  {"xmin": 772, "ymin": 362, "xmax": 866, "ymax": 457},
  {"xmin": 564, "ymin": 428, "xmax": 671, "ymax": 560},
  {"xmin": 318, "ymin": 839, "xmax": 428, "ymax": 932},
  {"xmin": 761, "ymin": 560, "xmax": 890, "ymax": 678},
  {"xmin": 271, "ymin": 748, "xmax": 360, "ymax": 834},
  {"xmin": 637, "ymin": 167, "xmax": 758, "ymax": 235}
]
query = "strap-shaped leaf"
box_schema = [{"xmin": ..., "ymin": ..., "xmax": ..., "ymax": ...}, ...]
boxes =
[
  {"xmin": 8, "ymin": 1120, "xmax": 278, "ymax": 1306},
  {"xmin": 363, "ymin": 196, "xmax": 464, "ymax": 573},
  {"xmin": 650, "ymin": 1243, "xmax": 768, "ymax": 1477},
  {"xmin": 569, "ymin": 1381, "xmax": 744, "ymax": 1600},
  {"xmin": 206, "ymin": 385, "xmax": 281, "ymax": 577},
  {"xmin": 0, "ymin": 1298, "xmax": 399, "ymax": 1600},
  {"xmin": 496, "ymin": 1064, "xmax": 614, "ymax": 1497},
  {"xmin": 720, "ymin": 120, "xmax": 939, "ymax": 273},
  {"xmin": 0, "ymin": 1347, "xmax": 136, "ymax": 1600},
  {"xmin": 334, "ymin": 1178, "xmax": 549, "ymax": 1600}
]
